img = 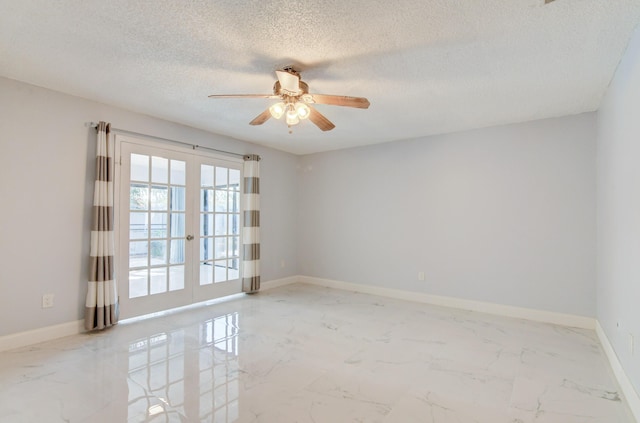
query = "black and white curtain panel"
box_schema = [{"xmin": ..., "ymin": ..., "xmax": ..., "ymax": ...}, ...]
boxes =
[
  {"xmin": 85, "ymin": 121, "xmax": 119, "ymax": 330},
  {"xmin": 242, "ymin": 155, "xmax": 261, "ymax": 293}
]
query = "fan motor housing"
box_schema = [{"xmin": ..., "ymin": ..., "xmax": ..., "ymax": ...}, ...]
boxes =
[{"xmin": 274, "ymin": 81, "xmax": 309, "ymax": 97}]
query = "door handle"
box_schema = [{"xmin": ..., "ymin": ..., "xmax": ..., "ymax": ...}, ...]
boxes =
[{"xmin": 186, "ymin": 235, "xmax": 194, "ymax": 241}]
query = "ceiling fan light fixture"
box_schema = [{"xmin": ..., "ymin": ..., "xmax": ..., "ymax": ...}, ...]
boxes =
[
  {"xmin": 269, "ymin": 102, "xmax": 285, "ymax": 119},
  {"xmin": 295, "ymin": 102, "xmax": 310, "ymax": 120},
  {"xmin": 209, "ymin": 67, "xmax": 369, "ymax": 132},
  {"xmin": 285, "ymin": 104, "xmax": 300, "ymax": 126}
]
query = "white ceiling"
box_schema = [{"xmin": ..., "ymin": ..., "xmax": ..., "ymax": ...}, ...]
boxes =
[{"xmin": 1, "ymin": 1, "xmax": 639, "ymax": 155}]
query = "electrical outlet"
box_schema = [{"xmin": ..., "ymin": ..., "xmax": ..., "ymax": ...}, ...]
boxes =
[
  {"xmin": 42, "ymin": 294, "xmax": 54, "ymax": 308},
  {"xmin": 280, "ymin": 259, "xmax": 286, "ymax": 269},
  {"xmin": 628, "ymin": 333, "xmax": 634, "ymax": 356},
  {"xmin": 418, "ymin": 271, "xmax": 425, "ymax": 281}
]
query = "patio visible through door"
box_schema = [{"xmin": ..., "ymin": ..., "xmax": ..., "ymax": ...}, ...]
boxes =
[{"xmin": 118, "ymin": 139, "xmax": 242, "ymax": 319}]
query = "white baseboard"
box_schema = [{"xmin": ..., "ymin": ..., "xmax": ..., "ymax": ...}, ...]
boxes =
[
  {"xmin": 296, "ymin": 277, "xmax": 639, "ymax": 419},
  {"xmin": 596, "ymin": 321, "xmax": 640, "ymax": 421},
  {"xmin": 298, "ymin": 276, "xmax": 595, "ymax": 330},
  {"xmin": 0, "ymin": 276, "xmax": 299, "ymax": 351},
  {"xmin": 0, "ymin": 275, "xmax": 595, "ymax": 351},
  {"xmin": 0, "ymin": 320, "xmax": 85, "ymax": 352},
  {"xmin": 3, "ymin": 276, "xmax": 636, "ymax": 421},
  {"xmin": 260, "ymin": 275, "xmax": 299, "ymax": 291}
]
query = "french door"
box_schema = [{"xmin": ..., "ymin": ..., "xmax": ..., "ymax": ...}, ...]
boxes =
[{"xmin": 117, "ymin": 139, "xmax": 242, "ymax": 319}]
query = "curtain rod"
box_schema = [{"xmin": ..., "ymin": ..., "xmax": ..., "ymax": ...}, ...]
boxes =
[{"xmin": 86, "ymin": 122, "xmax": 249, "ymax": 159}]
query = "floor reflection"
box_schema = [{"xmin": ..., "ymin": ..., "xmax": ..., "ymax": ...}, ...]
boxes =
[
  {"xmin": 198, "ymin": 313, "xmax": 240, "ymax": 422},
  {"xmin": 1, "ymin": 285, "xmax": 633, "ymax": 422},
  {"xmin": 127, "ymin": 312, "xmax": 240, "ymax": 422}
]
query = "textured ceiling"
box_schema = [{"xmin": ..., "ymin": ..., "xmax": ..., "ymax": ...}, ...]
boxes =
[{"xmin": 1, "ymin": 0, "xmax": 639, "ymax": 155}]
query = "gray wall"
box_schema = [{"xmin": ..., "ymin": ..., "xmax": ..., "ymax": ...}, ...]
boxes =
[
  {"xmin": 0, "ymin": 77, "xmax": 298, "ymax": 337},
  {"xmin": 298, "ymin": 114, "xmax": 597, "ymax": 317},
  {"xmin": 0, "ymin": 75, "xmax": 605, "ymax": 339},
  {"xmin": 597, "ymin": 28, "xmax": 640, "ymax": 393}
]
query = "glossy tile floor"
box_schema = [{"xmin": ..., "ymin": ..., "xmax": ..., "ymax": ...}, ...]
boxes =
[{"xmin": 0, "ymin": 284, "xmax": 634, "ymax": 422}]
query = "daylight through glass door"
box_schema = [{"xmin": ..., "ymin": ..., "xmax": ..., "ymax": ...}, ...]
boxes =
[
  {"xmin": 128, "ymin": 154, "xmax": 187, "ymax": 298},
  {"xmin": 199, "ymin": 165, "xmax": 241, "ymax": 286},
  {"xmin": 118, "ymin": 140, "xmax": 243, "ymax": 319}
]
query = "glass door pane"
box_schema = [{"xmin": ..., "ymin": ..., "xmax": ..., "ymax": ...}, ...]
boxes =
[
  {"xmin": 127, "ymin": 153, "xmax": 187, "ymax": 298},
  {"xmin": 118, "ymin": 139, "xmax": 242, "ymax": 318},
  {"xmin": 119, "ymin": 142, "xmax": 194, "ymax": 318},
  {"xmin": 194, "ymin": 160, "xmax": 242, "ymax": 302},
  {"xmin": 199, "ymin": 165, "xmax": 241, "ymax": 285}
]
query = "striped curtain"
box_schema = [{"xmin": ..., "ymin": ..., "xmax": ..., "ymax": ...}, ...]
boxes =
[
  {"xmin": 242, "ymin": 155, "xmax": 261, "ymax": 293},
  {"xmin": 85, "ymin": 121, "xmax": 119, "ymax": 330}
]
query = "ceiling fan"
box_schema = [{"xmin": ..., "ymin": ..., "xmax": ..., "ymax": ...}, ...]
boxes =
[{"xmin": 208, "ymin": 67, "xmax": 370, "ymax": 132}]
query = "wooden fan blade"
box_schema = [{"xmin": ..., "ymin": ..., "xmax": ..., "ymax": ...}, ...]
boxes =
[
  {"xmin": 308, "ymin": 106, "xmax": 335, "ymax": 131},
  {"xmin": 307, "ymin": 94, "xmax": 370, "ymax": 109},
  {"xmin": 208, "ymin": 94, "xmax": 280, "ymax": 99},
  {"xmin": 249, "ymin": 108, "xmax": 272, "ymax": 126},
  {"xmin": 275, "ymin": 70, "xmax": 300, "ymax": 94}
]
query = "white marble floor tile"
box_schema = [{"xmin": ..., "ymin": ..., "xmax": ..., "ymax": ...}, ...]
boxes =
[{"xmin": 0, "ymin": 283, "xmax": 634, "ymax": 422}]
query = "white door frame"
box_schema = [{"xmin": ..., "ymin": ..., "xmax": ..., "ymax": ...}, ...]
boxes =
[{"xmin": 114, "ymin": 135, "xmax": 244, "ymax": 319}]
